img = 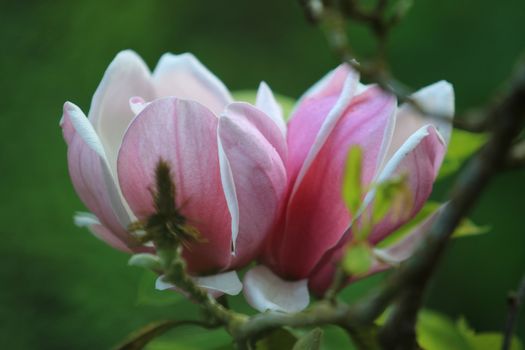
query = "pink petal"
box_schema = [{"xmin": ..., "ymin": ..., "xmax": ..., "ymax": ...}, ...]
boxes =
[
  {"xmin": 224, "ymin": 102, "xmax": 287, "ymax": 162},
  {"xmin": 310, "ymin": 120, "xmax": 448, "ymax": 292},
  {"xmin": 309, "ymin": 204, "xmax": 446, "ymax": 295},
  {"xmin": 243, "ymin": 265, "xmax": 309, "ymax": 313},
  {"xmin": 255, "ymin": 82, "xmax": 286, "ymax": 135},
  {"xmin": 218, "ymin": 103, "xmax": 287, "ymax": 266},
  {"xmin": 307, "ymin": 246, "xmax": 345, "ymax": 295},
  {"xmin": 286, "ymin": 65, "xmax": 358, "ymax": 186},
  {"xmin": 369, "ymin": 125, "xmax": 446, "ymax": 244},
  {"xmin": 300, "ymin": 64, "xmax": 353, "ymax": 101},
  {"xmin": 117, "ymin": 97, "xmax": 231, "ymax": 274},
  {"xmin": 88, "ymin": 50, "xmax": 156, "ymax": 176},
  {"xmin": 266, "ymin": 87, "xmax": 397, "ymax": 279},
  {"xmin": 61, "ymin": 102, "xmax": 141, "ymax": 250},
  {"xmin": 383, "ymin": 81, "xmax": 454, "ymax": 165},
  {"xmin": 153, "ymin": 53, "xmax": 232, "ymax": 116},
  {"xmin": 373, "ymin": 204, "xmax": 446, "ymax": 264},
  {"xmin": 74, "ymin": 212, "xmax": 132, "ymax": 253}
]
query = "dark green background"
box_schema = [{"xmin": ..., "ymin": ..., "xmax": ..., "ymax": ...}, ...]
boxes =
[{"xmin": 1, "ymin": 0, "xmax": 524, "ymax": 348}]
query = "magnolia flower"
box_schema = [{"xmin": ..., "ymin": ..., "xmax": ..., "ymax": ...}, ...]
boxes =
[
  {"xmin": 60, "ymin": 50, "xmax": 287, "ymax": 295},
  {"xmin": 243, "ymin": 65, "xmax": 454, "ymax": 313}
]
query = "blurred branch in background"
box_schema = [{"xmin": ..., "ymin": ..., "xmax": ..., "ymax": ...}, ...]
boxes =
[
  {"xmin": 299, "ymin": 0, "xmax": 525, "ymax": 349},
  {"xmin": 299, "ymin": 0, "xmax": 488, "ymax": 133},
  {"xmin": 227, "ymin": 60, "xmax": 525, "ymax": 347},
  {"xmin": 126, "ymin": 2, "xmax": 525, "ymax": 348},
  {"xmin": 378, "ymin": 61, "xmax": 525, "ymax": 349},
  {"xmin": 503, "ymin": 274, "xmax": 525, "ymax": 350}
]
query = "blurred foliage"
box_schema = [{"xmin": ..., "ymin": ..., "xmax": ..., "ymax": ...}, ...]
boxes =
[
  {"xmin": 438, "ymin": 130, "xmax": 487, "ymax": 179},
  {"xmin": 343, "ymin": 242, "xmax": 374, "ymax": 276},
  {"xmin": 1, "ymin": 0, "xmax": 525, "ymax": 349},
  {"xmin": 416, "ymin": 310, "xmax": 522, "ymax": 350}
]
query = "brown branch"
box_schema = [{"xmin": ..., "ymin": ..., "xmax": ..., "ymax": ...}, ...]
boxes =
[
  {"xmin": 124, "ymin": 65, "xmax": 525, "ymax": 350},
  {"xmin": 502, "ymin": 274, "xmax": 525, "ymax": 350},
  {"xmin": 378, "ymin": 62, "xmax": 525, "ymax": 349},
  {"xmin": 299, "ymin": 0, "xmax": 487, "ymax": 133}
]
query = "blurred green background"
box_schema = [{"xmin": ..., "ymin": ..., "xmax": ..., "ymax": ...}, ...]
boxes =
[{"xmin": 1, "ymin": 0, "xmax": 524, "ymax": 348}]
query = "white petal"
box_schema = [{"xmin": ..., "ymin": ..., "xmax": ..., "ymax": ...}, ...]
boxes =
[
  {"xmin": 153, "ymin": 53, "xmax": 232, "ymax": 115},
  {"xmin": 243, "ymin": 266, "xmax": 310, "ymax": 313},
  {"xmin": 194, "ymin": 271, "xmax": 243, "ymax": 296},
  {"xmin": 64, "ymin": 102, "xmax": 106, "ymax": 159},
  {"xmin": 88, "ymin": 50, "xmax": 156, "ymax": 174},
  {"xmin": 373, "ymin": 105, "xmax": 397, "ymax": 181},
  {"xmin": 385, "ymin": 81, "xmax": 454, "ymax": 164},
  {"xmin": 74, "ymin": 211, "xmax": 100, "ymax": 227},
  {"xmin": 64, "ymin": 102, "xmax": 135, "ymax": 229},
  {"xmin": 408, "ymin": 81, "xmax": 454, "ymax": 143},
  {"xmin": 155, "ymin": 271, "xmax": 242, "ymax": 296},
  {"xmin": 155, "ymin": 276, "xmax": 174, "ymax": 291},
  {"xmin": 377, "ymin": 125, "xmax": 435, "ymax": 182},
  {"xmin": 217, "ymin": 135, "xmax": 240, "ymax": 253},
  {"xmin": 362, "ymin": 125, "xmax": 436, "ymax": 211},
  {"xmin": 79, "ymin": 50, "xmax": 154, "ymax": 227},
  {"xmin": 256, "ymin": 82, "xmax": 286, "ymax": 135}
]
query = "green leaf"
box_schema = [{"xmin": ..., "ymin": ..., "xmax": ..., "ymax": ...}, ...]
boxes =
[
  {"xmin": 342, "ymin": 146, "xmax": 364, "ymax": 215},
  {"xmin": 256, "ymin": 328, "xmax": 298, "ymax": 350},
  {"xmin": 394, "ymin": 0, "xmax": 414, "ymax": 19},
  {"xmin": 452, "ymin": 218, "xmax": 490, "ymax": 238},
  {"xmin": 416, "ymin": 310, "xmax": 471, "ymax": 350},
  {"xmin": 292, "ymin": 328, "xmax": 323, "ymax": 350},
  {"xmin": 380, "ymin": 310, "xmax": 522, "ymax": 350},
  {"xmin": 370, "ymin": 174, "xmax": 412, "ymax": 225},
  {"xmin": 342, "ymin": 242, "xmax": 373, "ymax": 276},
  {"xmin": 438, "ymin": 129, "xmax": 487, "ymax": 179},
  {"xmin": 231, "ymin": 90, "xmax": 296, "ymax": 121},
  {"xmin": 466, "ymin": 333, "xmax": 522, "ymax": 350},
  {"xmin": 322, "ymin": 326, "xmax": 357, "ymax": 349},
  {"xmin": 456, "ymin": 317, "xmax": 523, "ymax": 350},
  {"xmin": 136, "ymin": 271, "xmax": 183, "ymax": 306}
]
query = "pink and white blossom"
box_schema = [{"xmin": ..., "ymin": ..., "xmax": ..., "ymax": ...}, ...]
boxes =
[
  {"xmin": 243, "ymin": 64, "xmax": 454, "ymax": 312},
  {"xmin": 60, "ymin": 50, "xmax": 287, "ymax": 295}
]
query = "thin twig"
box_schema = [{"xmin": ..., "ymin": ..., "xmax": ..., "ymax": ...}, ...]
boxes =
[
  {"xmin": 300, "ymin": 0, "xmax": 487, "ymax": 133},
  {"xmin": 113, "ymin": 319, "xmax": 219, "ymax": 350},
  {"xmin": 502, "ymin": 274, "xmax": 525, "ymax": 350}
]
